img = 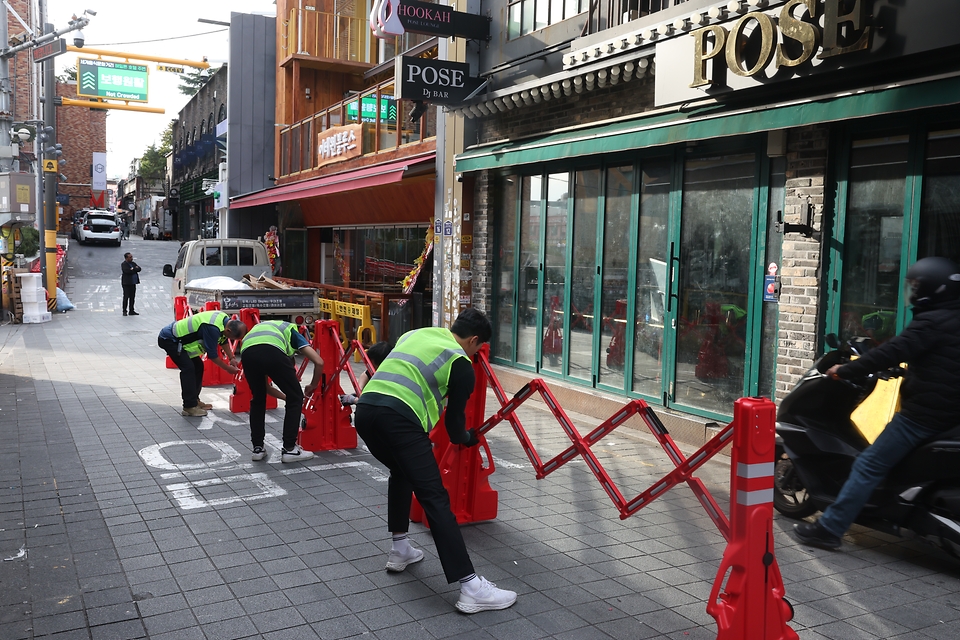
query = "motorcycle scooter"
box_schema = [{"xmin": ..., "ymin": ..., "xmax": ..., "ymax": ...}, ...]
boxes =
[{"xmin": 774, "ymin": 334, "xmax": 960, "ymax": 556}]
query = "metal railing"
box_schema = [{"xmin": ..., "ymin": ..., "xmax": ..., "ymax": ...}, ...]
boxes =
[
  {"xmin": 278, "ymin": 77, "xmax": 436, "ymax": 178},
  {"xmin": 583, "ymin": 0, "xmax": 691, "ymax": 36}
]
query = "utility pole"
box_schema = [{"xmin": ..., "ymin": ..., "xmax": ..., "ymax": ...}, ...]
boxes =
[
  {"xmin": 0, "ymin": 8, "xmax": 92, "ymax": 302},
  {"xmin": 41, "ymin": 22, "xmax": 56, "ymax": 303}
]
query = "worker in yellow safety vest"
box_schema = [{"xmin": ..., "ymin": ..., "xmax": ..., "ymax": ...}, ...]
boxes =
[
  {"xmin": 157, "ymin": 310, "xmax": 247, "ymax": 416},
  {"xmin": 356, "ymin": 308, "xmax": 518, "ymax": 614},
  {"xmin": 240, "ymin": 320, "xmax": 324, "ymax": 463}
]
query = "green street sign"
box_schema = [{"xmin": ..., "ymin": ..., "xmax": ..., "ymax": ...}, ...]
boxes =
[{"xmin": 77, "ymin": 58, "xmax": 149, "ymax": 103}]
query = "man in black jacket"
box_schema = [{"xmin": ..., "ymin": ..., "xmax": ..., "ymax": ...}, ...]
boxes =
[
  {"xmin": 121, "ymin": 252, "xmax": 142, "ymax": 316},
  {"xmin": 795, "ymin": 257, "xmax": 960, "ymax": 549}
]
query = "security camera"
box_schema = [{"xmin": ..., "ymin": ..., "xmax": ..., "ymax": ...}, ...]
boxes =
[
  {"xmin": 84, "ymin": 9, "xmax": 97, "ymax": 16},
  {"xmin": 14, "ymin": 127, "xmax": 30, "ymax": 142},
  {"xmin": 74, "ymin": 29, "xmax": 84, "ymax": 48}
]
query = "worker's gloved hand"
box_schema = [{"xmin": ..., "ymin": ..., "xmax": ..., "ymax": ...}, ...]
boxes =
[
  {"xmin": 340, "ymin": 394, "xmax": 358, "ymax": 406},
  {"xmin": 462, "ymin": 429, "xmax": 480, "ymax": 448}
]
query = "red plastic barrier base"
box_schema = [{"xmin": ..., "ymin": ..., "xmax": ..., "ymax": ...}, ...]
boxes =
[
  {"xmin": 202, "ymin": 350, "xmax": 233, "ymax": 386},
  {"xmin": 298, "ymin": 320, "xmax": 356, "ymax": 451},
  {"xmin": 229, "ymin": 369, "xmax": 279, "ymax": 413},
  {"xmin": 410, "ymin": 345, "xmax": 498, "ymax": 526},
  {"xmin": 166, "ymin": 296, "xmax": 190, "ymax": 368},
  {"xmin": 706, "ymin": 398, "xmax": 798, "ymax": 640}
]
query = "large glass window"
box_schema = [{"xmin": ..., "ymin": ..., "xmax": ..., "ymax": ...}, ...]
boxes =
[
  {"xmin": 507, "ymin": 0, "xmax": 585, "ymax": 38},
  {"xmin": 324, "ymin": 226, "xmax": 430, "ymax": 291},
  {"xmin": 838, "ymin": 135, "xmax": 910, "ymax": 343},
  {"xmin": 599, "ymin": 165, "xmax": 633, "ymax": 388},
  {"xmin": 632, "ymin": 160, "xmax": 670, "ymax": 397},
  {"xmin": 541, "ymin": 173, "xmax": 569, "ymax": 374},
  {"xmin": 674, "ymin": 153, "xmax": 755, "ymax": 414},
  {"xmin": 918, "ymin": 128, "xmax": 960, "ymax": 265},
  {"xmin": 495, "ymin": 177, "xmax": 519, "ymax": 360},
  {"xmin": 517, "ymin": 176, "xmax": 542, "ymax": 367},
  {"xmin": 569, "ymin": 170, "xmax": 600, "ymax": 381}
]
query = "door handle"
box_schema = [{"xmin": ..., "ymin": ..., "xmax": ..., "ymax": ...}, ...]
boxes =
[{"xmin": 667, "ymin": 242, "xmax": 680, "ymax": 313}]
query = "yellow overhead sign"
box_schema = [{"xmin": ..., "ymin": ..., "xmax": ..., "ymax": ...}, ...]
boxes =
[
  {"xmin": 157, "ymin": 64, "xmax": 185, "ymax": 73},
  {"xmin": 42, "ymin": 159, "xmax": 58, "ymax": 173}
]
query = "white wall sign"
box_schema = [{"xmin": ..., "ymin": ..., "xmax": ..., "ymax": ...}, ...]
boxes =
[{"xmin": 92, "ymin": 152, "xmax": 107, "ymax": 192}]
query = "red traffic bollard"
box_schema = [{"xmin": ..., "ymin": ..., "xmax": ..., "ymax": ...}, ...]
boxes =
[
  {"xmin": 299, "ymin": 320, "xmax": 356, "ymax": 451},
  {"xmin": 706, "ymin": 397, "xmax": 798, "ymax": 640}
]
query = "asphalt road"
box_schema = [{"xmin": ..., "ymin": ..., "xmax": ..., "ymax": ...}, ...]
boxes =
[{"xmin": 66, "ymin": 233, "xmax": 180, "ymax": 284}]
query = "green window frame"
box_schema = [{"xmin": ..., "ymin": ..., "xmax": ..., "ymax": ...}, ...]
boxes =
[
  {"xmin": 491, "ymin": 136, "xmax": 776, "ymax": 421},
  {"xmin": 826, "ymin": 110, "xmax": 960, "ymax": 342}
]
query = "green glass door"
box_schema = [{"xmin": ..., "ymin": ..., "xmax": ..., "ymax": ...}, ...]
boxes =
[
  {"xmin": 671, "ymin": 153, "xmax": 757, "ymax": 415},
  {"xmin": 830, "ymin": 120, "xmax": 960, "ymax": 341}
]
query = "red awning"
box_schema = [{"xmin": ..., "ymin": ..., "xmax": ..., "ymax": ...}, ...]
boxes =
[{"xmin": 229, "ymin": 154, "xmax": 435, "ymax": 210}]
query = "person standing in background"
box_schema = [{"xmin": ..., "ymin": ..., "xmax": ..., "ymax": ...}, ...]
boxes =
[{"xmin": 121, "ymin": 252, "xmax": 141, "ymax": 316}]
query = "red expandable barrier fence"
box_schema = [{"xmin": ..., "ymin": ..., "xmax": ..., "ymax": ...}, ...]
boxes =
[
  {"xmin": 475, "ymin": 351, "xmax": 730, "ymax": 534},
  {"xmin": 298, "ymin": 320, "xmax": 357, "ymax": 451},
  {"xmin": 311, "ymin": 326, "xmax": 794, "ymax": 639},
  {"xmin": 707, "ymin": 397, "xmax": 798, "ymax": 639}
]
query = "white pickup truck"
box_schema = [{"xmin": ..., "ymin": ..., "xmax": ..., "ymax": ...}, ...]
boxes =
[{"xmin": 162, "ymin": 238, "xmax": 320, "ymax": 322}]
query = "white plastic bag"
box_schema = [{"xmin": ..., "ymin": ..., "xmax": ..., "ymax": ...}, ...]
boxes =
[{"xmin": 56, "ymin": 287, "xmax": 75, "ymax": 312}]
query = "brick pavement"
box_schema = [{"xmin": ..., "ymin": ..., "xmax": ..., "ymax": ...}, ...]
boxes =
[{"xmin": 2, "ymin": 239, "xmax": 960, "ymax": 639}]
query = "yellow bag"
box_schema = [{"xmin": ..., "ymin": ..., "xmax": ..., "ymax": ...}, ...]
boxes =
[{"xmin": 850, "ymin": 368, "xmax": 904, "ymax": 444}]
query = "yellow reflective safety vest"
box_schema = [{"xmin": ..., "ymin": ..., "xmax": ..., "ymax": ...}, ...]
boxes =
[
  {"xmin": 361, "ymin": 327, "xmax": 469, "ymax": 432},
  {"xmin": 172, "ymin": 310, "xmax": 230, "ymax": 358},
  {"xmin": 240, "ymin": 320, "xmax": 299, "ymax": 357}
]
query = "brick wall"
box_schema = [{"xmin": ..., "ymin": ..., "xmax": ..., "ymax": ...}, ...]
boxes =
[
  {"xmin": 776, "ymin": 125, "xmax": 829, "ymax": 399},
  {"xmin": 55, "ymin": 83, "xmax": 108, "ymax": 231},
  {"xmin": 472, "ymin": 171, "xmax": 492, "ymax": 314}
]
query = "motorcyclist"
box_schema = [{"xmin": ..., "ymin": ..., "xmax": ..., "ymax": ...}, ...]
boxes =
[{"xmin": 794, "ymin": 257, "xmax": 960, "ymax": 550}]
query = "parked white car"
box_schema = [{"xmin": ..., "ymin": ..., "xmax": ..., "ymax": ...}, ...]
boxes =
[
  {"xmin": 78, "ymin": 210, "xmax": 122, "ymax": 246},
  {"xmin": 143, "ymin": 223, "xmax": 161, "ymax": 240}
]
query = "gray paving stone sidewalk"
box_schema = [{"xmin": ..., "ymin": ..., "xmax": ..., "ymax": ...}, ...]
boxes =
[{"xmin": 2, "ymin": 239, "xmax": 959, "ymax": 639}]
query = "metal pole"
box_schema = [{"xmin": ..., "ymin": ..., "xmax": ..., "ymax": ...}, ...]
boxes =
[
  {"xmin": 41, "ymin": 22, "xmax": 57, "ymax": 305},
  {"xmin": 0, "ymin": 3, "xmax": 11, "ymax": 169}
]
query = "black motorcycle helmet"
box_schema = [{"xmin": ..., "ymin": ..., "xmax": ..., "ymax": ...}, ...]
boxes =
[{"xmin": 905, "ymin": 257, "xmax": 960, "ymax": 308}]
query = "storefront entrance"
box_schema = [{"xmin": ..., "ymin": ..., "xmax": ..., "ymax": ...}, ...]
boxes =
[
  {"xmin": 829, "ymin": 113, "xmax": 960, "ymax": 343},
  {"xmin": 493, "ymin": 141, "xmax": 783, "ymax": 420}
]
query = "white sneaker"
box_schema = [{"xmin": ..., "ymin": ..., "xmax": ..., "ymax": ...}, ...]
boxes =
[
  {"xmin": 456, "ymin": 577, "xmax": 517, "ymax": 614},
  {"xmin": 251, "ymin": 446, "xmax": 267, "ymax": 461},
  {"xmin": 385, "ymin": 546, "xmax": 424, "ymax": 572},
  {"xmin": 281, "ymin": 445, "xmax": 314, "ymax": 463}
]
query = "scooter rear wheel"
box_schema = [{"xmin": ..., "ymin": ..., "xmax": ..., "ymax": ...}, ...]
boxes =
[{"xmin": 773, "ymin": 444, "xmax": 817, "ymax": 519}]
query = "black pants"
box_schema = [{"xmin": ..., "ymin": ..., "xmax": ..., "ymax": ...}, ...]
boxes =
[
  {"xmin": 355, "ymin": 403, "xmax": 475, "ymax": 583},
  {"xmin": 122, "ymin": 284, "xmax": 137, "ymax": 313},
  {"xmin": 158, "ymin": 337, "xmax": 203, "ymax": 408},
  {"xmin": 241, "ymin": 345, "xmax": 304, "ymax": 450}
]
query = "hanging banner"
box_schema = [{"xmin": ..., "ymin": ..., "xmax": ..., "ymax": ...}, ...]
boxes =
[{"xmin": 92, "ymin": 152, "xmax": 107, "ymax": 192}]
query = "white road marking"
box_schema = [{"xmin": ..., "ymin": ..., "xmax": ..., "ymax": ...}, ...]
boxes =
[
  {"xmin": 138, "ymin": 440, "xmax": 241, "ymax": 471},
  {"xmin": 165, "ymin": 473, "xmax": 286, "ymax": 510}
]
